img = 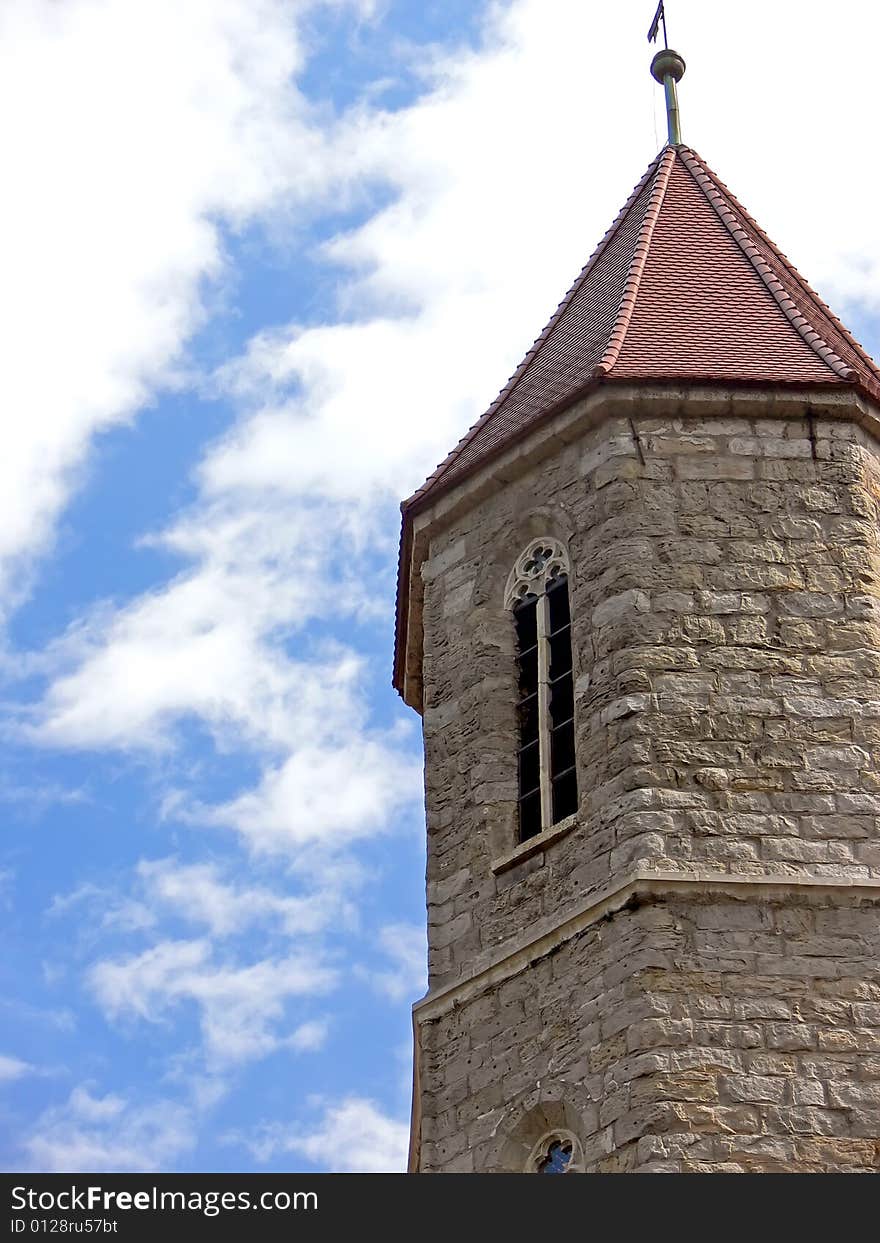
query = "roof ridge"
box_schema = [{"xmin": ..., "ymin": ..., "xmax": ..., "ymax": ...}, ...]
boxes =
[
  {"xmin": 677, "ymin": 146, "xmax": 857, "ymax": 384},
  {"xmin": 403, "ymin": 150, "xmax": 666, "ymax": 506},
  {"xmin": 395, "ymin": 142, "xmax": 880, "ymax": 698},
  {"xmin": 595, "ymin": 146, "xmax": 676, "ymax": 377},
  {"xmin": 681, "ymin": 149, "xmax": 880, "ymax": 391}
]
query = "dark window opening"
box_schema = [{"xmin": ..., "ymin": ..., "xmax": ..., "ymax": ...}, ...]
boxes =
[
  {"xmin": 518, "ymin": 692, "xmax": 539, "ymax": 746},
  {"xmin": 513, "ymin": 572, "xmax": 578, "ymax": 841},
  {"xmin": 518, "ymin": 738, "xmax": 540, "ymax": 794},
  {"xmin": 550, "ymin": 720, "xmax": 575, "ymax": 774},
  {"xmin": 518, "ymin": 788, "xmax": 543, "ymax": 841},
  {"xmin": 547, "ymin": 576, "xmax": 570, "ymax": 631},
  {"xmin": 552, "ymin": 766, "xmax": 578, "ymax": 823},
  {"xmin": 514, "ymin": 595, "xmax": 538, "ymax": 649},
  {"xmin": 549, "ymin": 674, "xmax": 573, "ymax": 723},
  {"xmin": 538, "ymin": 1141, "xmax": 573, "ymax": 1174},
  {"xmin": 548, "ymin": 628, "xmax": 572, "ymax": 680},
  {"xmin": 518, "ymin": 646, "xmax": 538, "ymax": 698}
]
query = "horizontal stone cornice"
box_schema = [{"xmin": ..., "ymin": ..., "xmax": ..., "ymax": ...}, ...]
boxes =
[
  {"xmin": 413, "ymin": 869, "xmax": 880, "ymax": 1024},
  {"xmin": 399, "ymin": 385, "xmax": 880, "ymax": 710}
]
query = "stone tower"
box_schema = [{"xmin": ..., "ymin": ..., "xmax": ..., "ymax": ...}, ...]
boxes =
[{"xmin": 394, "ymin": 70, "xmax": 880, "ymax": 1170}]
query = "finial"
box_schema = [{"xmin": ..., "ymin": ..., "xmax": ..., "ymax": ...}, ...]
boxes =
[{"xmin": 648, "ymin": 3, "xmax": 686, "ymax": 146}]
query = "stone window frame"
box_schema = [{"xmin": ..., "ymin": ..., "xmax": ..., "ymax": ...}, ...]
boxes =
[
  {"xmin": 525, "ymin": 1129, "xmax": 585, "ymax": 1174},
  {"xmin": 505, "ymin": 537, "xmax": 578, "ymax": 842},
  {"xmin": 494, "ymin": 1094, "xmax": 592, "ymax": 1171}
]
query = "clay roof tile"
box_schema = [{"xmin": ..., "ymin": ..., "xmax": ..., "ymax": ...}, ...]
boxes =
[{"xmin": 393, "ymin": 144, "xmax": 880, "ymax": 697}]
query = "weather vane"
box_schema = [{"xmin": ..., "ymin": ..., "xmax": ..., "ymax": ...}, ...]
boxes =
[
  {"xmin": 647, "ymin": 1, "xmax": 669, "ymax": 49},
  {"xmin": 648, "ymin": 2, "xmax": 685, "ymax": 146}
]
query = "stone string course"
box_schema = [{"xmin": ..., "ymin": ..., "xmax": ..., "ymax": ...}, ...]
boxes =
[
  {"xmin": 415, "ymin": 407, "xmax": 880, "ymax": 1171},
  {"xmin": 418, "ymin": 890, "xmax": 880, "ymax": 1172}
]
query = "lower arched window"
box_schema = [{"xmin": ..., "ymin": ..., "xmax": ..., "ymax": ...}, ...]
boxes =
[
  {"xmin": 526, "ymin": 1131, "xmax": 585, "ymax": 1174},
  {"xmin": 506, "ymin": 539, "xmax": 578, "ymax": 842}
]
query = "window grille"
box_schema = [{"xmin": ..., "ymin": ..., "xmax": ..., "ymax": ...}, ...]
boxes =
[{"xmin": 506, "ymin": 539, "xmax": 578, "ymax": 841}]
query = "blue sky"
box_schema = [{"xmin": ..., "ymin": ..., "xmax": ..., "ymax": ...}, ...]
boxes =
[{"xmin": 1, "ymin": 0, "xmax": 879, "ymax": 1172}]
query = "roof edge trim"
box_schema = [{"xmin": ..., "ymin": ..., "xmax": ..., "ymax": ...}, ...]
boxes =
[
  {"xmin": 594, "ymin": 147, "xmax": 676, "ymax": 378},
  {"xmin": 400, "ymin": 149, "xmax": 669, "ymax": 510},
  {"xmin": 679, "ymin": 147, "xmax": 858, "ymax": 384},
  {"xmin": 685, "ymin": 153, "xmax": 880, "ymax": 392}
]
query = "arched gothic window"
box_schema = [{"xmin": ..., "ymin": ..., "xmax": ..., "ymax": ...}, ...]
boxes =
[
  {"xmin": 505, "ymin": 539, "xmax": 578, "ymax": 842},
  {"xmin": 538, "ymin": 1140, "xmax": 572, "ymax": 1173},
  {"xmin": 526, "ymin": 1131, "xmax": 585, "ymax": 1174}
]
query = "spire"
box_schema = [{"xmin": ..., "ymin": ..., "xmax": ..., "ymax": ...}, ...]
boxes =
[
  {"xmin": 393, "ymin": 138, "xmax": 880, "ymax": 697},
  {"xmin": 400, "ymin": 146, "xmax": 880, "ymax": 516},
  {"xmin": 648, "ymin": 3, "xmax": 685, "ymax": 146}
]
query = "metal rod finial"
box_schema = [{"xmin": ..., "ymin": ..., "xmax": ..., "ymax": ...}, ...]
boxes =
[{"xmin": 650, "ymin": 47, "xmax": 686, "ymax": 146}]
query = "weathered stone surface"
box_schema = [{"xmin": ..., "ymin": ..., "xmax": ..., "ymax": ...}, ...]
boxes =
[
  {"xmin": 418, "ymin": 891, "xmax": 880, "ymax": 1172},
  {"xmin": 414, "ymin": 408, "xmax": 880, "ymax": 1172}
]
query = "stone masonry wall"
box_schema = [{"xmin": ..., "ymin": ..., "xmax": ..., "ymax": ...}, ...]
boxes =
[
  {"xmin": 418, "ymin": 887, "xmax": 880, "ymax": 1172},
  {"xmin": 419, "ymin": 406, "xmax": 880, "ymax": 991}
]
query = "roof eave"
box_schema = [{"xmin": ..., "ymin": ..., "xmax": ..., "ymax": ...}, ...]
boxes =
[{"xmin": 392, "ymin": 376, "xmax": 878, "ymax": 706}]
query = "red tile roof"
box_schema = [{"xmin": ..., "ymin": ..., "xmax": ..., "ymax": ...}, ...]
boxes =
[{"xmin": 394, "ymin": 144, "xmax": 880, "ymax": 697}]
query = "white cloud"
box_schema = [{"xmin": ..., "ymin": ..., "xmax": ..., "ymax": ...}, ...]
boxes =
[
  {"xmin": 8, "ymin": 0, "xmax": 880, "ymax": 1176},
  {"xmin": 27, "ymin": 1, "xmax": 879, "ymax": 869},
  {"xmin": 0, "ymin": 781, "xmax": 88, "ymax": 816},
  {"xmin": 0, "ymin": 1053, "xmax": 34, "ymax": 1082},
  {"xmin": 204, "ymin": 0, "xmax": 880, "ymax": 508},
  {"xmin": 0, "ymin": 0, "xmax": 368, "ymax": 613},
  {"xmin": 32, "ymin": 559, "xmax": 422, "ymax": 852},
  {"xmin": 289, "ymin": 1018, "xmax": 330, "ymax": 1053},
  {"xmin": 30, "ymin": 500, "xmax": 422, "ymax": 855},
  {"xmin": 679, "ymin": 2, "xmax": 880, "ymax": 315},
  {"xmin": 47, "ymin": 857, "xmax": 348, "ymax": 1085},
  {"xmin": 243, "ymin": 1097, "xmax": 409, "ymax": 1172},
  {"xmin": 197, "ymin": 740, "xmax": 422, "ymax": 854},
  {"xmin": 360, "ymin": 922, "xmax": 426, "ymax": 1003},
  {"xmin": 22, "ymin": 1086, "xmax": 195, "ymax": 1173},
  {"xmin": 136, "ymin": 857, "xmax": 350, "ymax": 938},
  {"xmin": 32, "ymin": 512, "xmax": 367, "ymax": 754},
  {"xmin": 29, "ymin": 0, "xmax": 879, "ymax": 821},
  {"xmin": 50, "ymin": 856, "xmax": 358, "ymax": 966},
  {"xmin": 88, "ymin": 939, "xmax": 337, "ymax": 1068}
]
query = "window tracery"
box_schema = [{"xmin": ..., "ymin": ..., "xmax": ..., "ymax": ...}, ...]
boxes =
[
  {"xmin": 506, "ymin": 539, "xmax": 578, "ymax": 841},
  {"xmin": 526, "ymin": 1130, "xmax": 585, "ymax": 1174}
]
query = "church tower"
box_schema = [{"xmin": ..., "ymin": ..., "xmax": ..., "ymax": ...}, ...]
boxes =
[{"xmin": 394, "ymin": 43, "xmax": 880, "ymax": 1173}]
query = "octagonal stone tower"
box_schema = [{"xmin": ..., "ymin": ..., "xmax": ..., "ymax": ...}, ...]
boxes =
[{"xmin": 394, "ymin": 140, "xmax": 880, "ymax": 1172}]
